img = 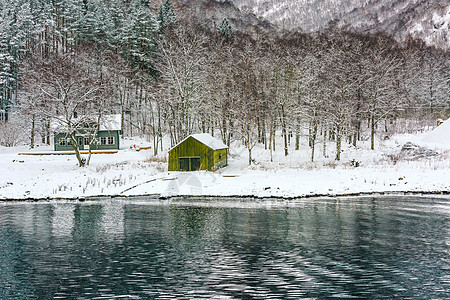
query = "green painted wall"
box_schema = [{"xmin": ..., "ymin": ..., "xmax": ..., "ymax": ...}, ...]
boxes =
[
  {"xmin": 168, "ymin": 137, "xmax": 227, "ymax": 171},
  {"xmin": 54, "ymin": 130, "xmax": 121, "ymax": 151},
  {"xmin": 213, "ymin": 148, "xmax": 227, "ymax": 170}
]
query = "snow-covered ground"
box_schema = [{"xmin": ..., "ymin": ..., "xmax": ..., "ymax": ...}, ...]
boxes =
[{"xmin": 1, "ymin": 122, "xmax": 449, "ymax": 200}]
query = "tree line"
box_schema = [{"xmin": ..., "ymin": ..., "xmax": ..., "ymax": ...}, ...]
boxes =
[{"xmin": 0, "ymin": 0, "xmax": 448, "ymax": 165}]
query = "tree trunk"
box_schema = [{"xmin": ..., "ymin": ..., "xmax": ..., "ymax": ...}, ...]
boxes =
[
  {"xmin": 295, "ymin": 117, "xmax": 300, "ymax": 151},
  {"xmin": 269, "ymin": 119, "xmax": 273, "ymax": 162},
  {"xmin": 283, "ymin": 129, "xmax": 288, "ymax": 156},
  {"xmin": 70, "ymin": 134, "xmax": 84, "ymax": 167},
  {"xmin": 371, "ymin": 114, "xmax": 375, "ymax": 150},
  {"xmin": 153, "ymin": 134, "xmax": 158, "ymax": 156},
  {"xmin": 262, "ymin": 120, "xmax": 267, "ymax": 149},
  {"xmin": 87, "ymin": 144, "xmax": 93, "ymax": 166},
  {"xmin": 30, "ymin": 115, "xmax": 35, "ymax": 149},
  {"xmin": 336, "ymin": 125, "xmax": 342, "ymax": 161},
  {"xmin": 158, "ymin": 103, "xmax": 163, "ymax": 153},
  {"xmin": 46, "ymin": 120, "xmax": 51, "ymax": 145},
  {"xmin": 336, "ymin": 135, "xmax": 342, "ymax": 161},
  {"xmin": 310, "ymin": 120, "xmax": 318, "ymax": 162},
  {"xmin": 272, "ymin": 118, "xmax": 276, "ymax": 152}
]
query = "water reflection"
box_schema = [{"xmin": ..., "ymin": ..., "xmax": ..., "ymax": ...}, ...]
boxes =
[
  {"xmin": 0, "ymin": 197, "xmax": 448, "ymax": 299},
  {"xmin": 52, "ymin": 203, "xmax": 75, "ymax": 237},
  {"xmin": 100, "ymin": 201, "xmax": 124, "ymax": 241}
]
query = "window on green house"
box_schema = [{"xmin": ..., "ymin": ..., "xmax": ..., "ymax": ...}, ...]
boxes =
[
  {"xmin": 78, "ymin": 137, "xmax": 83, "ymax": 146},
  {"xmin": 59, "ymin": 138, "xmax": 66, "ymax": 146},
  {"xmin": 100, "ymin": 137, "xmax": 107, "ymax": 145},
  {"xmin": 107, "ymin": 136, "xmax": 114, "ymax": 145}
]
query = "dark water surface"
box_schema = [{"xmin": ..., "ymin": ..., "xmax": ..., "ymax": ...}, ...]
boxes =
[{"xmin": 0, "ymin": 197, "xmax": 448, "ymax": 299}]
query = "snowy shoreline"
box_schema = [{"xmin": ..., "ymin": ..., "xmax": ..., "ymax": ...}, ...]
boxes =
[
  {"xmin": 2, "ymin": 160, "xmax": 450, "ymax": 201},
  {"xmin": 2, "ymin": 123, "xmax": 449, "ymax": 201},
  {"xmin": 1, "ymin": 190, "xmax": 450, "ymax": 203}
]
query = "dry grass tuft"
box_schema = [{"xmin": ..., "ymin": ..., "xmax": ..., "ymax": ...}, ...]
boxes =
[
  {"xmin": 322, "ymin": 161, "xmax": 338, "ymax": 169},
  {"xmin": 145, "ymin": 155, "xmax": 167, "ymax": 163}
]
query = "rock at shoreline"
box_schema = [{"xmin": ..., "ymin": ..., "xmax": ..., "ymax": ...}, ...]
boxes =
[{"xmin": 401, "ymin": 142, "xmax": 438, "ymax": 159}]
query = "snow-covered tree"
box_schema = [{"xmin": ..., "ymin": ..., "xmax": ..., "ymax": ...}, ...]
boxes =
[
  {"xmin": 0, "ymin": 0, "xmax": 34, "ymax": 121},
  {"xmin": 156, "ymin": 25, "xmax": 208, "ymax": 145},
  {"xmin": 117, "ymin": 0, "xmax": 159, "ymax": 76},
  {"xmin": 360, "ymin": 35, "xmax": 402, "ymax": 150},
  {"xmin": 21, "ymin": 50, "xmax": 113, "ymax": 166},
  {"xmin": 219, "ymin": 18, "xmax": 234, "ymax": 40},
  {"xmin": 158, "ymin": 0, "xmax": 176, "ymax": 33}
]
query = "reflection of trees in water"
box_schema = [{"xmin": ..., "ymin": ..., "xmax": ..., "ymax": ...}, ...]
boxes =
[
  {"xmin": 68, "ymin": 202, "xmax": 125, "ymax": 242},
  {"xmin": 99, "ymin": 202, "xmax": 124, "ymax": 241},
  {"xmin": 169, "ymin": 206, "xmax": 220, "ymax": 239},
  {"xmin": 11, "ymin": 204, "xmax": 53, "ymax": 243},
  {"xmin": 52, "ymin": 203, "xmax": 75, "ymax": 238},
  {"xmin": 72, "ymin": 204, "xmax": 103, "ymax": 241}
]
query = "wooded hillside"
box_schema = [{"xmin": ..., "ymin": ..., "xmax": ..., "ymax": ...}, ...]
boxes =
[{"xmin": 0, "ymin": 0, "xmax": 448, "ymax": 164}]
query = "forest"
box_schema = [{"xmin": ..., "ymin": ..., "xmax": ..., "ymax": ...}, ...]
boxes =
[{"xmin": 0, "ymin": 0, "xmax": 449, "ymax": 165}]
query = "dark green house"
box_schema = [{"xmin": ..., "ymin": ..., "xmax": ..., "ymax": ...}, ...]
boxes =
[
  {"xmin": 168, "ymin": 133, "xmax": 228, "ymax": 171},
  {"xmin": 53, "ymin": 114, "xmax": 122, "ymax": 151}
]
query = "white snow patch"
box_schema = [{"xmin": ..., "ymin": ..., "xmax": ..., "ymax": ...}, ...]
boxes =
[
  {"xmin": 52, "ymin": 114, "xmax": 122, "ymax": 131},
  {"xmin": 422, "ymin": 119, "xmax": 450, "ymax": 146},
  {"xmin": 99, "ymin": 114, "xmax": 122, "ymax": 131}
]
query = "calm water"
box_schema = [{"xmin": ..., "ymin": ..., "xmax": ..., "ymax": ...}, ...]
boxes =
[{"xmin": 0, "ymin": 197, "xmax": 448, "ymax": 299}]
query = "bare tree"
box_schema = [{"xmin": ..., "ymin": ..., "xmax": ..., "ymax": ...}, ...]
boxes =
[
  {"xmin": 235, "ymin": 40, "xmax": 262, "ymax": 165},
  {"xmin": 156, "ymin": 24, "xmax": 208, "ymax": 145},
  {"xmin": 21, "ymin": 50, "xmax": 111, "ymax": 166},
  {"xmin": 360, "ymin": 35, "xmax": 402, "ymax": 150}
]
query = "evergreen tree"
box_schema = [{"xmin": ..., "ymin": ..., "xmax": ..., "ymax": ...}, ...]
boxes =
[
  {"xmin": 158, "ymin": 0, "xmax": 176, "ymax": 33},
  {"xmin": 219, "ymin": 18, "xmax": 233, "ymax": 40},
  {"xmin": 0, "ymin": 33, "xmax": 15, "ymax": 122},
  {"xmin": 0, "ymin": 0, "xmax": 33, "ymax": 121},
  {"xmin": 77, "ymin": 0, "xmax": 115, "ymax": 47},
  {"xmin": 119, "ymin": 0, "xmax": 159, "ymax": 75}
]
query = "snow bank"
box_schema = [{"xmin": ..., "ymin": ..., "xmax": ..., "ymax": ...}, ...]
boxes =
[{"xmin": 422, "ymin": 119, "xmax": 450, "ymax": 146}]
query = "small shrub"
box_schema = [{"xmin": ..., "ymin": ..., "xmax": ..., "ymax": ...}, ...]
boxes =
[
  {"xmin": 0, "ymin": 121, "xmax": 24, "ymax": 147},
  {"xmin": 323, "ymin": 161, "xmax": 337, "ymax": 169},
  {"xmin": 145, "ymin": 155, "xmax": 167, "ymax": 163},
  {"xmin": 156, "ymin": 163, "xmax": 166, "ymax": 172},
  {"xmin": 95, "ymin": 161, "xmax": 130, "ymax": 173},
  {"xmin": 386, "ymin": 153, "xmax": 401, "ymax": 165}
]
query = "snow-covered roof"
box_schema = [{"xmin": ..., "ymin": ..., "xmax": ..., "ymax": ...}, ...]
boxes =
[
  {"xmin": 52, "ymin": 114, "xmax": 122, "ymax": 132},
  {"xmin": 99, "ymin": 114, "xmax": 121, "ymax": 131},
  {"xmin": 170, "ymin": 133, "xmax": 228, "ymax": 151},
  {"xmin": 191, "ymin": 133, "xmax": 228, "ymax": 150}
]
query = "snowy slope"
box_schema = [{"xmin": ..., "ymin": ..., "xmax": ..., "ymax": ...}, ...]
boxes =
[
  {"xmin": 407, "ymin": 5, "xmax": 449, "ymax": 49},
  {"xmin": 422, "ymin": 119, "xmax": 450, "ymax": 145},
  {"xmin": 337, "ymin": 0, "xmax": 449, "ymax": 49},
  {"xmin": 174, "ymin": 0, "xmax": 275, "ymax": 36},
  {"xmin": 233, "ymin": 0, "xmax": 449, "ymax": 49},
  {"xmin": 235, "ymin": 0, "xmax": 369, "ymax": 31}
]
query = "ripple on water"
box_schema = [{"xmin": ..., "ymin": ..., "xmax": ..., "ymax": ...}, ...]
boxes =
[{"xmin": 0, "ymin": 196, "xmax": 448, "ymax": 299}]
